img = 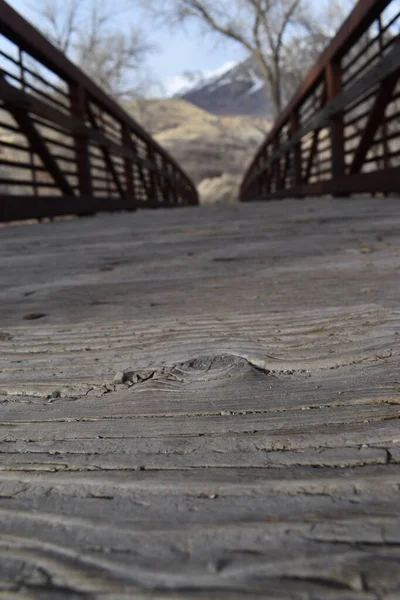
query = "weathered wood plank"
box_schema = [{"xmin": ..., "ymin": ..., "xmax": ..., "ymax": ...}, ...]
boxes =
[{"xmin": 1, "ymin": 196, "xmax": 400, "ymax": 597}]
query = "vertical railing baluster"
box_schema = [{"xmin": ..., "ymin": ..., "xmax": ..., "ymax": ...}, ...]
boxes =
[
  {"xmin": 378, "ymin": 14, "xmax": 389, "ymax": 176},
  {"xmin": 146, "ymin": 146, "xmax": 158, "ymax": 206},
  {"xmin": 326, "ymin": 59, "xmax": 345, "ymax": 187},
  {"xmin": 274, "ymin": 134, "xmax": 281, "ymax": 192},
  {"xmin": 291, "ymin": 110, "xmax": 302, "ymax": 191},
  {"xmin": 18, "ymin": 49, "xmax": 38, "ymax": 197},
  {"xmin": 70, "ymin": 84, "xmax": 92, "ymax": 198},
  {"xmin": 121, "ymin": 124, "xmax": 135, "ymax": 209}
]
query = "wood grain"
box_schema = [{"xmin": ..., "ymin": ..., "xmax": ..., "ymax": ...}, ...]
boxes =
[{"xmin": 1, "ymin": 196, "xmax": 400, "ymax": 598}]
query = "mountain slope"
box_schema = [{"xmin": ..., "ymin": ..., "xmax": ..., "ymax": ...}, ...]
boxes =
[
  {"xmin": 177, "ymin": 31, "xmax": 335, "ymax": 119},
  {"xmin": 179, "ymin": 57, "xmax": 273, "ymax": 118}
]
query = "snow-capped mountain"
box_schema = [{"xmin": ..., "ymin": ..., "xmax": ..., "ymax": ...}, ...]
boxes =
[
  {"xmin": 174, "ymin": 31, "xmax": 334, "ymax": 118},
  {"xmin": 176, "ymin": 58, "xmax": 274, "ymax": 118},
  {"xmin": 166, "ymin": 62, "xmax": 238, "ymax": 97}
]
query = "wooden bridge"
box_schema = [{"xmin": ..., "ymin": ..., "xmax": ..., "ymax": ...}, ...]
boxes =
[{"xmin": 1, "ymin": 1, "xmax": 400, "ymax": 598}]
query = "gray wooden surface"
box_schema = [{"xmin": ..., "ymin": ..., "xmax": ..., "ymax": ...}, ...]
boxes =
[{"xmin": 1, "ymin": 196, "xmax": 400, "ymax": 599}]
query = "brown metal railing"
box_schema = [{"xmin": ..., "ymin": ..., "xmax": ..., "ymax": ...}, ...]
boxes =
[
  {"xmin": 0, "ymin": 1, "xmax": 198, "ymax": 222},
  {"xmin": 240, "ymin": 0, "xmax": 400, "ymax": 202}
]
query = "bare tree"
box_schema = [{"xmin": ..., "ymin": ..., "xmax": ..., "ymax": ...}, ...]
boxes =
[
  {"xmin": 144, "ymin": 0, "xmax": 356, "ymax": 116},
  {"xmin": 32, "ymin": 0, "xmax": 153, "ymax": 100},
  {"xmin": 74, "ymin": 1, "xmax": 152, "ymax": 99},
  {"xmin": 279, "ymin": 0, "xmax": 355, "ymax": 106},
  {"xmin": 33, "ymin": 0, "xmax": 81, "ymax": 53}
]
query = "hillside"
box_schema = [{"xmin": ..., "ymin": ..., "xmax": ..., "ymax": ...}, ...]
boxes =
[{"xmin": 125, "ymin": 98, "xmax": 270, "ymax": 204}]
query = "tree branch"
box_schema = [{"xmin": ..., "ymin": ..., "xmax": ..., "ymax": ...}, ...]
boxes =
[{"xmin": 180, "ymin": 0, "xmax": 254, "ymax": 53}]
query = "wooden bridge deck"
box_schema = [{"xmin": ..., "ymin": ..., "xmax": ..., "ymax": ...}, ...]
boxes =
[{"xmin": 1, "ymin": 196, "xmax": 400, "ymax": 599}]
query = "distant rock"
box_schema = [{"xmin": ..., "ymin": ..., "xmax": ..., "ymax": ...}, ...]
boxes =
[{"xmin": 198, "ymin": 173, "xmax": 242, "ymax": 204}]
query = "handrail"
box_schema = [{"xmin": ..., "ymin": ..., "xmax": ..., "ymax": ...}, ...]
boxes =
[
  {"xmin": 240, "ymin": 0, "xmax": 400, "ymax": 202},
  {"xmin": 0, "ymin": 0, "xmax": 198, "ymax": 221}
]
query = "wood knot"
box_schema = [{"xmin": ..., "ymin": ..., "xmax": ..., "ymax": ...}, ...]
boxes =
[
  {"xmin": 182, "ymin": 354, "xmax": 245, "ymax": 377},
  {"xmin": 152, "ymin": 354, "xmax": 270, "ymax": 390}
]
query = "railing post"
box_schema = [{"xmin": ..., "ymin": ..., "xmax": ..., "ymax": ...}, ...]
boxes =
[
  {"xmin": 255, "ymin": 158, "xmax": 262, "ymax": 198},
  {"xmin": 273, "ymin": 134, "xmax": 281, "ymax": 193},
  {"xmin": 260, "ymin": 152, "xmax": 268, "ymax": 198},
  {"xmin": 156, "ymin": 156, "xmax": 168, "ymax": 205},
  {"xmin": 121, "ymin": 124, "xmax": 136, "ymax": 209},
  {"xmin": 18, "ymin": 49, "xmax": 38, "ymax": 197},
  {"xmin": 290, "ymin": 111, "xmax": 302, "ymax": 191},
  {"xmin": 146, "ymin": 147, "xmax": 158, "ymax": 207},
  {"xmin": 161, "ymin": 158, "xmax": 177, "ymax": 206},
  {"xmin": 70, "ymin": 84, "xmax": 92, "ymax": 198},
  {"xmin": 326, "ymin": 59, "xmax": 345, "ymax": 184},
  {"xmin": 378, "ymin": 14, "xmax": 389, "ymax": 175}
]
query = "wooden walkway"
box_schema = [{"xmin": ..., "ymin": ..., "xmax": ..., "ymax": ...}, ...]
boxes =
[{"xmin": 1, "ymin": 196, "xmax": 400, "ymax": 599}]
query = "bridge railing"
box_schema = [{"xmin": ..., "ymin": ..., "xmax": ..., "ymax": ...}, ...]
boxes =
[
  {"xmin": 240, "ymin": 0, "xmax": 400, "ymax": 202},
  {"xmin": 0, "ymin": 0, "xmax": 198, "ymax": 222}
]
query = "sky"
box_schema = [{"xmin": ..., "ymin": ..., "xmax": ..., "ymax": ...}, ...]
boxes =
[
  {"xmin": 6, "ymin": 0, "xmax": 247, "ymax": 96},
  {"xmin": 6, "ymin": 0, "xmax": 360, "ymax": 97}
]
